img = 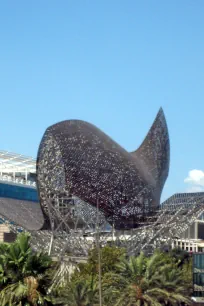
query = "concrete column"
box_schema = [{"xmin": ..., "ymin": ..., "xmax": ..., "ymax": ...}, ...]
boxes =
[
  {"xmin": 195, "ymin": 221, "xmax": 198, "ymax": 239},
  {"xmin": 188, "ymin": 227, "xmax": 190, "ymax": 239},
  {"xmin": 172, "ymin": 242, "xmax": 174, "ymax": 249}
]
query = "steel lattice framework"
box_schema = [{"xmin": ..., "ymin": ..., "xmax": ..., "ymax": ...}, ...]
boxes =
[
  {"xmin": 0, "ymin": 193, "xmax": 203, "ymax": 258},
  {"xmin": 4, "ymin": 196, "xmax": 203, "ymax": 257},
  {"xmin": 36, "ymin": 108, "xmax": 169, "ymax": 230},
  {"xmin": 29, "ymin": 196, "xmax": 204, "ymax": 257}
]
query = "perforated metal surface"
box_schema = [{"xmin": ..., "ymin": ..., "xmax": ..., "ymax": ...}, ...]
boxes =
[{"xmin": 37, "ymin": 108, "xmax": 169, "ymax": 229}]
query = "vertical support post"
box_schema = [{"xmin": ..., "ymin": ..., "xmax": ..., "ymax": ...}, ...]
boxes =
[
  {"xmin": 47, "ymin": 197, "xmax": 55, "ymax": 256},
  {"xmin": 195, "ymin": 221, "xmax": 198, "ymax": 240},
  {"xmin": 48, "ymin": 233, "xmax": 54, "ymax": 256},
  {"xmin": 96, "ymin": 197, "xmax": 102, "ymax": 306},
  {"xmin": 112, "ymin": 223, "xmax": 115, "ymax": 242}
]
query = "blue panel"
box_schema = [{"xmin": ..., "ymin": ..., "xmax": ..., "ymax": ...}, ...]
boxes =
[{"xmin": 0, "ymin": 183, "xmax": 38, "ymax": 202}]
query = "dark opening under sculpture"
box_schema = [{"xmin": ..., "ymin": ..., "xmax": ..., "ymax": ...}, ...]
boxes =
[{"xmin": 36, "ymin": 108, "xmax": 170, "ymax": 229}]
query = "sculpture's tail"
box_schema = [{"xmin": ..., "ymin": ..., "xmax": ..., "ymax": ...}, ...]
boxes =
[{"xmin": 131, "ymin": 108, "xmax": 170, "ymax": 190}]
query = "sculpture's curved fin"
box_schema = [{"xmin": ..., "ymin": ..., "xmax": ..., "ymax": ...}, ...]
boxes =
[{"xmin": 131, "ymin": 108, "xmax": 170, "ymax": 189}]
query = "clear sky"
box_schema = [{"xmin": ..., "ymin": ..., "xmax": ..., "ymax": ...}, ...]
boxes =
[{"xmin": 0, "ymin": 1, "xmax": 204, "ymax": 201}]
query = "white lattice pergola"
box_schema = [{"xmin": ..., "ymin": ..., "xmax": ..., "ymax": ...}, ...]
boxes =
[
  {"xmin": 0, "ymin": 150, "xmax": 36, "ymax": 174},
  {"xmin": 0, "ymin": 151, "xmax": 36, "ymax": 186}
]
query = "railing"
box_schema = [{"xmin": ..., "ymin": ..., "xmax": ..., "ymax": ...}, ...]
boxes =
[{"xmin": 0, "ymin": 175, "xmax": 36, "ymax": 188}]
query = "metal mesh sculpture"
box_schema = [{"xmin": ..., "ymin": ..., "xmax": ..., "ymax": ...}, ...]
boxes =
[{"xmin": 36, "ymin": 108, "xmax": 169, "ymax": 230}]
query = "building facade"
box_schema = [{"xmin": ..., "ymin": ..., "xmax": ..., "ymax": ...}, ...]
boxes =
[{"xmin": 162, "ymin": 192, "xmax": 204, "ymax": 252}]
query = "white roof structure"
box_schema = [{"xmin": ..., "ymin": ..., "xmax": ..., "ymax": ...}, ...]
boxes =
[{"xmin": 0, "ymin": 150, "xmax": 36, "ymax": 174}]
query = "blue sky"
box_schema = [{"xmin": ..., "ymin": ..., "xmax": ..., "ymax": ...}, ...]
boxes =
[{"xmin": 0, "ymin": 1, "xmax": 204, "ymax": 201}]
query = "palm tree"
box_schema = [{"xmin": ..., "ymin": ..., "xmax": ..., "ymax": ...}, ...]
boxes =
[
  {"xmin": 102, "ymin": 271, "xmax": 130, "ymax": 306},
  {"xmin": 169, "ymin": 247, "xmax": 191, "ymax": 267},
  {"xmin": 59, "ymin": 276, "xmax": 99, "ymax": 306},
  {"xmin": 181, "ymin": 259, "xmax": 193, "ymax": 295},
  {"xmin": 112, "ymin": 251, "xmax": 191, "ymax": 306},
  {"xmin": 0, "ymin": 232, "xmax": 59, "ymax": 306}
]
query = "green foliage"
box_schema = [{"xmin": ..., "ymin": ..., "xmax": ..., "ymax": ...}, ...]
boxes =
[
  {"xmin": 74, "ymin": 245, "xmax": 126, "ymax": 278},
  {"xmin": 181, "ymin": 258, "xmax": 193, "ymax": 294},
  {"xmin": 69, "ymin": 247, "xmax": 192, "ymax": 306},
  {"xmin": 168, "ymin": 247, "xmax": 191, "ymax": 267},
  {"xmin": 111, "ymin": 251, "xmax": 192, "ymax": 306},
  {"xmin": 0, "ymin": 232, "xmax": 59, "ymax": 306},
  {"xmin": 58, "ymin": 276, "xmax": 99, "ymax": 306},
  {"xmin": 0, "ymin": 235, "xmax": 193, "ymax": 306}
]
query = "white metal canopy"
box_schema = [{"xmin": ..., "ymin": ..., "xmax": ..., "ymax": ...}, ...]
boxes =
[{"xmin": 0, "ymin": 150, "xmax": 36, "ymax": 174}]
